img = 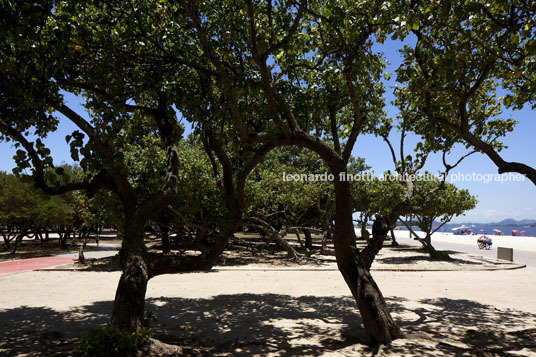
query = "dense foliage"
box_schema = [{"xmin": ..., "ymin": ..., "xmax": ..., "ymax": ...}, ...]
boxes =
[{"xmin": 1, "ymin": 0, "xmax": 534, "ymax": 349}]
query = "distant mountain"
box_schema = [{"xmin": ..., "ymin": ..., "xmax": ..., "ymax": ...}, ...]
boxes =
[
  {"xmin": 443, "ymin": 218, "xmax": 536, "ymax": 227},
  {"xmin": 486, "ymin": 218, "xmax": 536, "ymax": 226}
]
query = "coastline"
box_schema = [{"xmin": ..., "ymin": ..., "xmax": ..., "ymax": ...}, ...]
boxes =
[{"xmin": 357, "ymin": 229, "xmax": 536, "ymax": 253}]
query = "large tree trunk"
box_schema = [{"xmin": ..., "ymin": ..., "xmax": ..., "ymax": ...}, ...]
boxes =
[
  {"xmin": 110, "ymin": 200, "xmax": 243, "ymax": 332},
  {"xmin": 361, "ymin": 217, "xmax": 390, "ymax": 270},
  {"xmin": 403, "ymin": 222, "xmax": 440, "ymax": 258},
  {"xmin": 58, "ymin": 228, "xmax": 71, "ymax": 249},
  {"xmin": 360, "ymin": 216, "xmax": 370, "ymax": 241},
  {"xmin": 159, "ymin": 224, "xmax": 170, "ymax": 254},
  {"xmin": 423, "ymin": 232, "xmax": 431, "ymax": 246},
  {"xmin": 390, "ymin": 228, "xmax": 399, "ymax": 247},
  {"xmin": 332, "ymin": 173, "xmax": 403, "ymax": 345},
  {"xmin": 354, "ymin": 253, "xmax": 404, "ymax": 345},
  {"xmin": 1, "ymin": 231, "xmax": 10, "ymax": 250},
  {"xmin": 272, "ymin": 232, "xmax": 301, "ymax": 259},
  {"xmin": 421, "ymin": 232, "xmax": 439, "ymax": 257},
  {"xmin": 10, "ymin": 229, "xmax": 26, "ymax": 255},
  {"xmin": 321, "ymin": 227, "xmax": 332, "ymax": 252},
  {"xmin": 111, "ymin": 218, "xmax": 148, "ymax": 331},
  {"xmin": 303, "ymin": 229, "xmax": 313, "ymax": 250}
]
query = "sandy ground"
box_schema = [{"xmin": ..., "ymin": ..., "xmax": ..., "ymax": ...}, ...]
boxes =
[{"xmin": 1, "ymin": 245, "xmax": 536, "ymax": 356}]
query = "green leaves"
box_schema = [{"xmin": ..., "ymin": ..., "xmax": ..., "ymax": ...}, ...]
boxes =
[
  {"xmin": 0, "ymin": 171, "xmax": 75, "ymax": 231},
  {"xmin": 526, "ymin": 39, "xmax": 536, "ymax": 56},
  {"xmin": 393, "ymin": 0, "xmax": 536, "ymax": 157},
  {"xmin": 410, "ymin": 177, "xmax": 478, "ymax": 233},
  {"xmin": 246, "ymin": 147, "xmax": 337, "ymax": 227}
]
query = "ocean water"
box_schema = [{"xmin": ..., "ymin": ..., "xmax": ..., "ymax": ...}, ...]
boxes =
[{"xmin": 399, "ymin": 224, "xmax": 536, "ymax": 237}]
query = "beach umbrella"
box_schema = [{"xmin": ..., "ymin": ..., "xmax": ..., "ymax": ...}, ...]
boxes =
[
  {"xmin": 512, "ymin": 230, "xmax": 519, "ymax": 233},
  {"xmin": 521, "ymin": 230, "xmax": 527, "ymax": 234},
  {"xmin": 452, "ymin": 226, "xmax": 467, "ymax": 230},
  {"xmin": 493, "ymin": 229, "xmax": 502, "ymax": 233}
]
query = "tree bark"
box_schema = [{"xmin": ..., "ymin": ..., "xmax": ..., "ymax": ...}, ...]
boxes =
[
  {"xmin": 58, "ymin": 228, "xmax": 71, "ymax": 249},
  {"xmin": 361, "ymin": 217, "xmax": 390, "ymax": 270},
  {"xmin": 303, "ymin": 229, "xmax": 313, "ymax": 249},
  {"xmin": 160, "ymin": 224, "xmax": 170, "ymax": 254},
  {"xmin": 272, "ymin": 232, "xmax": 301, "ymax": 259},
  {"xmin": 403, "ymin": 222, "xmax": 439, "ymax": 258},
  {"xmin": 295, "ymin": 231, "xmax": 303, "ymax": 248},
  {"xmin": 390, "ymin": 228, "xmax": 399, "ymax": 247},
  {"xmin": 354, "ymin": 253, "xmax": 404, "ymax": 345},
  {"xmin": 10, "ymin": 229, "xmax": 27, "ymax": 255},
  {"xmin": 321, "ymin": 228, "xmax": 332, "ymax": 252},
  {"xmin": 421, "ymin": 232, "xmax": 438, "ymax": 257},
  {"xmin": 332, "ymin": 172, "xmax": 404, "ymax": 345},
  {"xmin": 111, "ymin": 217, "xmax": 148, "ymax": 331},
  {"xmin": 1, "ymin": 231, "xmax": 10, "ymax": 250},
  {"xmin": 360, "ymin": 215, "xmax": 370, "ymax": 241}
]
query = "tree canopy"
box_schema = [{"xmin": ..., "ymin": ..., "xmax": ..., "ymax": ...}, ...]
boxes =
[{"xmin": 1, "ymin": 0, "xmax": 534, "ymax": 348}]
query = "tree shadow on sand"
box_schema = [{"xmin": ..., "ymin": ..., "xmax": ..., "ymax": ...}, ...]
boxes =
[
  {"xmin": 0, "ymin": 295, "xmax": 535, "ymax": 356},
  {"xmin": 0, "ymin": 302, "xmax": 110, "ymax": 356},
  {"xmin": 377, "ymin": 255, "xmax": 482, "ymax": 266}
]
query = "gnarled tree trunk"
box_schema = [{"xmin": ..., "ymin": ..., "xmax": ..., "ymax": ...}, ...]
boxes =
[
  {"xmin": 159, "ymin": 223, "xmax": 170, "ymax": 254},
  {"xmin": 10, "ymin": 229, "xmax": 27, "ymax": 255},
  {"xmin": 402, "ymin": 221, "xmax": 440, "ymax": 258},
  {"xmin": 332, "ymin": 172, "xmax": 404, "ymax": 345},
  {"xmin": 303, "ymin": 228, "xmax": 313, "ymax": 250},
  {"xmin": 361, "ymin": 217, "xmax": 390, "ymax": 270},
  {"xmin": 390, "ymin": 228, "xmax": 399, "ymax": 247},
  {"xmin": 111, "ymin": 218, "xmax": 148, "ymax": 331},
  {"xmin": 110, "ymin": 201, "xmax": 243, "ymax": 332}
]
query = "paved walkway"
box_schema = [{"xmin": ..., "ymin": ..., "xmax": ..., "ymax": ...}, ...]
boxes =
[
  {"xmin": 0, "ymin": 257, "xmax": 76, "ymax": 274},
  {"xmin": 0, "ymin": 244, "xmax": 120, "ymax": 274}
]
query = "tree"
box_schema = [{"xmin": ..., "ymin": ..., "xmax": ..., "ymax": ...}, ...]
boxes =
[
  {"xmin": 244, "ymin": 147, "xmax": 338, "ymax": 259},
  {"xmin": 394, "ymin": 1, "xmax": 536, "ymax": 184},
  {"xmin": 0, "ymin": 172, "xmax": 74, "ymax": 253},
  {"xmin": 0, "ymin": 173, "xmax": 38, "ymax": 251},
  {"xmin": 179, "ymin": 0, "xmax": 407, "ymax": 343},
  {"xmin": 0, "ymin": 0, "xmax": 298, "ymax": 337},
  {"xmin": 3, "ymin": 0, "xmax": 499, "ymax": 347},
  {"xmin": 401, "ymin": 178, "xmax": 478, "ymax": 258},
  {"xmin": 0, "ymin": 0, "xmax": 255, "ymax": 334}
]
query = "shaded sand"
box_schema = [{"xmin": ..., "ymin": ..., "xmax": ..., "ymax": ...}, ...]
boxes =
[
  {"xmin": 39, "ymin": 239, "xmax": 526, "ymax": 274},
  {"xmin": 1, "ymin": 261, "xmax": 536, "ymax": 356}
]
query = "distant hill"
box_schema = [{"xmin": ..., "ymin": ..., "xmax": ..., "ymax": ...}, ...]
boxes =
[
  {"xmin": 439, "ymin": 218, "xmax": 536, "ymax": 227},
  {"xmin": 399, "ymin": 218, "xmax": 536, "ymax": 228},
  {"xmin": 488, "ymin": 218, "xmax": 536, "ymax": 226}
]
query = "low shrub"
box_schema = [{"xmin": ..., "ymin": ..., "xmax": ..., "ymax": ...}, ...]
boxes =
[{"xmin": 79, "ymin": 325, "xmax": 152, "ymax": 357}]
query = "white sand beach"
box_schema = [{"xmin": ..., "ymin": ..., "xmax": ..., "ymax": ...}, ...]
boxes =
[{"xmin": 402, "ymin": 230, "xmax": 536, "ymax": 251}]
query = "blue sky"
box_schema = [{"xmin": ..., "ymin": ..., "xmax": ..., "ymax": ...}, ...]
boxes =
[
  {"xmin": 356, "ymin": 38, "xmax": 536, "ymax": 223},
  {"xmin": 1, "ymin": 38, "xmax": 535, "ymax": 223}
]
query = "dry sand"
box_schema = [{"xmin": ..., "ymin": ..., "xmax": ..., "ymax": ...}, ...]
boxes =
[
  {"xmin": 1, "ymin": 245, "xmax": 536, "ymax": 356},
  {"xmin": 388, "ymin": 229, "xmax": 536, "ymax": 252}
]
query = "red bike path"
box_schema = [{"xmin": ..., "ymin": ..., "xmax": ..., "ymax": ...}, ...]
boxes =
[{"xmin": 0, "ymin": 257, "xmax": 76, "ymax": 274}]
